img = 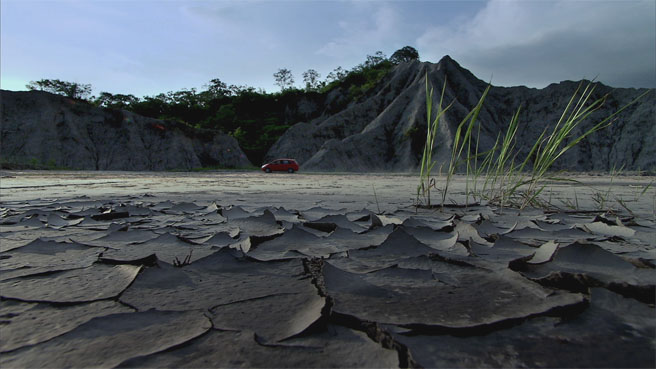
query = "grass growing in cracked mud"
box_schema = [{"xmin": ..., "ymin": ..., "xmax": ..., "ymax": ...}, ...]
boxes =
[{"xmin": 417, "ymin": 75, "xmax": 652, "ymax": 212}]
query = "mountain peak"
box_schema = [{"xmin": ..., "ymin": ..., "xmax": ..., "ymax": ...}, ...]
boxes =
[
  {"xmin": 439, "ymin": 54, "xmax": 454, "ymax": 62},
  {"xmin": 437, "ymin": 55, "xmax": 459, "ymax": 68},
  {"xmin": 266, "ymin": 57, "xmax": 654, "ymax": 172}
]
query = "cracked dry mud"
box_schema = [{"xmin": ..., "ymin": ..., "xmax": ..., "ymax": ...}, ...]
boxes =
[{"xmin": 0, "ymin": 172, "xmax": 654, "ymax": 368}]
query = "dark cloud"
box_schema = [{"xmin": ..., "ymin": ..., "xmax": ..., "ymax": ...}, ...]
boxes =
[{"xmin": 419, "ymin": 0, "xmax": 655, "ymax": 88}]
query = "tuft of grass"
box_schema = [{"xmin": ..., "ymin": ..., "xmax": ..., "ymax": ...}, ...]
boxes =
[
  {"xmin": 416, "ymin": 73, "xmax": 452, "ymax": 207},
  {"xmin": 173, "ymin": 249, "xmax": 193, "ymax": 267},
  {"xmin": 513, "ymin": 84, "xmax": 647, "ymax": 209},
  {"xmin": 592, "ymin": 164, "xmax": 624, "ymax": 211},
  {"xmin": 372, "ymin": 184, "xmax": 381, "ymax": 214},
  {"xmin": 417, "ymin": 79, "xmax": 651, "ymax": 211},
  {"xmin": 441, "ymin": 84, "xmax": 490, "ymax": 207},
  {"xmin": 652, "ymin": 190, "xmax": 655, "ymax": 222},
  {"xmin": 478, "ymin": 82, "xmax": 649, "ymax": 209},
  {"xmin": 631, "ymin": 180, "xmax": 653, "ymax": 202}
]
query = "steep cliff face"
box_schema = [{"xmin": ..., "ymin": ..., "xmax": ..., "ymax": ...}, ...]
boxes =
[
  {"xmin": 1, "ymin": 90, "xmax": 252, "ymax": 170},
  {"xmin": 266, "ymin": 57, "xmax": 655, "ymax": 172}
]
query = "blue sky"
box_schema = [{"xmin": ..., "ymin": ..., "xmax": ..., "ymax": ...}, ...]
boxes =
[{"xmin": 1, "ymin": 0, "xmax": 654, "ymax": 97}]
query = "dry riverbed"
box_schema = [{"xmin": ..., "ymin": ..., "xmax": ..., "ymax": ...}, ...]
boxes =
[{"xmin": 0, "ymin": 170, "xmax": 654, "ymax": 368}]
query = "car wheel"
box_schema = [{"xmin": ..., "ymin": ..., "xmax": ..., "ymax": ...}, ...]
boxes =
[
  {"xmin": 288, "ymin": 168, "xmax": 294, "ymax": 173},
  {"xmin": 265, "ymin": 168, "xmax": 271, "ymax": 173}
]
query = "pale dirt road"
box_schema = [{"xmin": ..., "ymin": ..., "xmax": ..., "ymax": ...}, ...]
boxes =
[{"xmin": 1, "ymin": 170, "xmax": 654, "ymax": 218}]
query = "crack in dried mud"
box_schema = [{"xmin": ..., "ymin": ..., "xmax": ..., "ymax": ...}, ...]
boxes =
[{"xmin": 1, "ymin": 183, "xmax": 654, "ymax": 368}]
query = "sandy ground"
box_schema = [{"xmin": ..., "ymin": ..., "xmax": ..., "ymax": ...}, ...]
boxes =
[
  {"xmin": 2, "ymin": 170, "xmax": 655, "ymax": 216},
  {"xmin": 0, "ymin": 170, "xmax": 654, "ymax": 368},
  {"xmin": 1, "ymin": 171, "xmax": 417, "ymax": 211}
]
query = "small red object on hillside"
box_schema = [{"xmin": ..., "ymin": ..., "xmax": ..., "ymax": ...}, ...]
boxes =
[{"xmin": 261, "ymin": 159, "xmax": 299, "ymax": 173}]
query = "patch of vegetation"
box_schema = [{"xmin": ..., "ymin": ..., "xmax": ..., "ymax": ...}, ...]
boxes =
[
  {"xmin": 321, "ymin": 53, "xmax": 395, "ymax": 103},
  {"xmin": 173, "ymin": 250, "xmax": 192, "ymax": 267},
  {"xmin": 27, "ymin": 79, "xmax": 92, "ymax": 100},
  {"xmin": 1, "ymin": 157, "xmax": 70, "ymax": 170},
  {"xmin": 27, "ymin": 47, "xmax": 418, "ymax": 166},
  {"xmin": 416, "ymin": 78, "xmax": 651, "ymax": 210},
  {"xmin": 416, "ymin": 75, "xmax": 450, "ymax": 207},
  {"xmin": 346, "ymin": 61, "xmax": 395, "ymax": 102}
]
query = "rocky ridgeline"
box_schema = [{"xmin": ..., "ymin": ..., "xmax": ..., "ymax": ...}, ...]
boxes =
[
  {"xmin": 267, "ymin": 56, "xmax": 655, "ymax": 172},
  {"xmin": 2, "ymin": 57, "xmax": 653, "ymax": 173},
  {"xmin": 0, "ymin": 90, "xmax": 251, "ymax": 170}
]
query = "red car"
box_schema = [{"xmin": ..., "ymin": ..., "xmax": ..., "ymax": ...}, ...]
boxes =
[{"xmin": 261, "ymin": 159, "xmax": 299, "ymax": 173}]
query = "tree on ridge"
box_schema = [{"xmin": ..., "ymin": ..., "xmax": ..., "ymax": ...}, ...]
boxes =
[
  {"xmin": 273, "ymin": 68, "xmax": 295, "ymax": 91},
  {"xmin": 26, "ymin": 79, "xmax": 92, "ymax": 100},
  {"xmin": 390, "ymin": 46, "xmax": 420, "ymax": 64},
  {"xmin": 302, "ymin": 69, "xmax": 321, "ymax": 91}
]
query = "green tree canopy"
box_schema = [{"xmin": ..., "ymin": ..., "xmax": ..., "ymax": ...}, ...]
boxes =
[
  {"xmin": 26, "ymin": 79, "xmax": 92, "ymax": 100},
  {"xmin": 364, "ymin": 51, "xmax": 387, "ymax": 68},
  {"xmin": 390, "ymin": 46, "xmax": 420, "ymax": 64},
  {"xmin": 326, "ymin": 66, "xmax": 347, "ymax": 83},
  {"xmin": 24, "ymin": 50, "xmax": 402, "ymax": 166},
  {"xmin": 95, "ymin": 92, "xmax": 139, "ymax": 109},
  {"xmin": 302, "ymin": 69, "xmax": 321, "ymax": 91},
  {"xmin": 205, "ymin": 78, "xmax": 231, "ymax": 98},
  {"xmin": 273, "ymin": 68, "xmax": 295, "ymax": 91}
]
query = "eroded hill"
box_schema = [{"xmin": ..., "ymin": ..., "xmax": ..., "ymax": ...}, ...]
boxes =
[
  {"xmin": 1, "ymin": 90, "xmax": 251, "ymax": 170},
  {"xmin": 266, "ymin": 57, "xmax": 655, "ymax": 172}
]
